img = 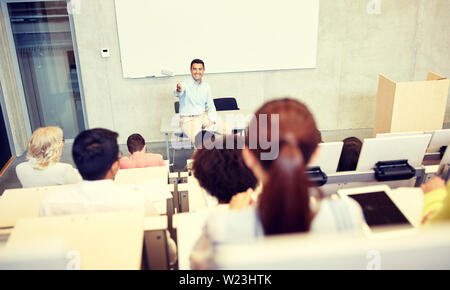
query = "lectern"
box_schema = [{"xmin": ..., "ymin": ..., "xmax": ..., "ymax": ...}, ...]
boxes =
[{"xmin": 374, "ymin": 72, "xmax": 450, "ymax": 136}]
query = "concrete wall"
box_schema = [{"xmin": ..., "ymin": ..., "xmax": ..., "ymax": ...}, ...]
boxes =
[
  {"xmin": 1, "ymin": 0, "xmax": 449, "ymax": 148},
  {"xmin": 74, "ymin": 0, "xmax": 449, "ymax": 144}
]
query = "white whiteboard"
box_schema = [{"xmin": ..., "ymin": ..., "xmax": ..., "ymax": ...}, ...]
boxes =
[{"xmin": 114, "ymin": 0, "xmax": 319, "ymax": 78}]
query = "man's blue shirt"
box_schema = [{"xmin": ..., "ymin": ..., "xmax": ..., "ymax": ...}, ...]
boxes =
[{"xmin": 174, "ymin": 77, "xmax": 217, "ymax": 121}]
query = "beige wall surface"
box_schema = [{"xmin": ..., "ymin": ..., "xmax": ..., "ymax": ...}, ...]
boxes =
[
  {"xmin": 412, "ymin": 0, "xmax": 450, "ymax": 121},
  {"xmin": 2, "ymin": 0, "xmax": 449, "ymax": 147}
]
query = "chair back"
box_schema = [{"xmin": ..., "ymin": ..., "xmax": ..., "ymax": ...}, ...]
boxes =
[{"xmin": 213, "ymin": 98, "xmax": 239, "ymax": 111}]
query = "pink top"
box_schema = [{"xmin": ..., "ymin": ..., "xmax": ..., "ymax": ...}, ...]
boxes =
[{"xmin": 119, "ymin": 152, "xmax": 165, "ymax": 169}]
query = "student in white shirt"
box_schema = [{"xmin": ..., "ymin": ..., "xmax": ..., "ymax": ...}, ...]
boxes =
[
  {"xmin": 190, "ymin": 99, "xmax": 364, "ymax": 269},
  {"xmin": 16, "ymin": 126, "xmax": 81, "ymax": 188},
  {"xmin": 39, "ymin": 128, "xmax": 159, "ymax": 216},
  {"xmin": 39, "ymin": 128, "xmax": 177, "ymax": 264}
]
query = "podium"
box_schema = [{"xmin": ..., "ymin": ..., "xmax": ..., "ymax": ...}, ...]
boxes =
[{"xmin": 374, "ymin": 72, "xmax": 450, "ymax": 136}]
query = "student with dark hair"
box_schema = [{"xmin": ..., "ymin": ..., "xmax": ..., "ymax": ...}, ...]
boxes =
[
  {"xmin": 119, "ymin": 133, "xmax": 165, "ymax": 169},
  {"xmin": 190, "ymin": 99, "xmax": 364, "ymax": 269},
  {"xmin": 337, "ymin": 137, "xmax": 362, "ymax": 172},
  {"xmin": 40, "ymin": 128, "xmax": 177, "ymax": 265},
  {"xmin": 192, "ymin": 134, "xmax": 258, "ymax": 204},
  {"xmin": 39, "ymin": 128, "xmax": 159, "ymax": 217}
]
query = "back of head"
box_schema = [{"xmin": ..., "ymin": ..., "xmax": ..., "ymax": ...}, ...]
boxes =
[
  {"xmin": 246, "ymin": 98, "xmax": 321, "ymax": 235},
  {"xmin": 72, "ymin": 128, "xmax": 119, "ymax": 180},
  {"xmin": 337, "ymin": 137, "xmax": 362, "ymax": 172},
  {"xmin": 127, "ymin": 133, "xmax": 145, "ymax": 154},
  {"xmin": 27, "ymin": 126, "xmax": 64, "ymax": 169},
  {"xmin": 192, "ymin": 134, "xmax": 257, "ymax": 203}
]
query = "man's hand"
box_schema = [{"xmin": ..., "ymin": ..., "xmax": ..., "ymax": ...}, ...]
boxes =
[
  {"xmin": 176, "ymin": 83, "xmax": 183, "ymax": 93},
  {"xmin": 421, "ymin": 176, "xmax": 445, "ymax": 194}
]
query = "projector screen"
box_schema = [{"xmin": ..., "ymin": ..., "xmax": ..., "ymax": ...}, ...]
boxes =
[{"xmin": 114, "ymin": 0, "xmax": 319, "ymax": 78}]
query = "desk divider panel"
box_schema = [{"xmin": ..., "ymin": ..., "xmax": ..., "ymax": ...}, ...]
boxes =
[{"xmin": 374, "ymin": 73, "xmax": 449, "ymax": 136}]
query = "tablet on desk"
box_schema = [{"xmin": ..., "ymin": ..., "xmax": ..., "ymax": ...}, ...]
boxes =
[{"xmin": 338, "ymin": 185, "xmax": 418, "ymax": 234}]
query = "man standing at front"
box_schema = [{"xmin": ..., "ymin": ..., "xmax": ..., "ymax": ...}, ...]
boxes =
[{"xmin": 174, "ymin": 59, "xmax": 220, "ymax": 145}]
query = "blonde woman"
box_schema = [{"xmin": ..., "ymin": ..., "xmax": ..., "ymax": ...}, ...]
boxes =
[{"xmin": 16, "ymin": 126, "xmax": 82, "ymax": 188}]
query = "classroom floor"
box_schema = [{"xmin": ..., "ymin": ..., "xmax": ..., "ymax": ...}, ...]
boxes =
[{"xmin": 0, "ymin": 128, "xmax": 375, "ymax": 196}]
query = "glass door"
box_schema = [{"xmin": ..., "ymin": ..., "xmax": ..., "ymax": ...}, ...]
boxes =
[
  {"xmin": 0, "ymin": 82, "xmax": 13, "ymax": 170},
  {"xmin": 5, "ymin": 0, "xmax": 85, "ymax": 139}
]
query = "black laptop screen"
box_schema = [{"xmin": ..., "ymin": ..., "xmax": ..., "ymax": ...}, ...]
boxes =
[{"xmin": 348, "ymin": 191, "xmax": 412, "ymax": 228}]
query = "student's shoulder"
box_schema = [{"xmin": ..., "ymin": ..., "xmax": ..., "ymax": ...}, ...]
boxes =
[
  {"xmin": 119, "ymin": 156, "xmax": 131, "ymax": 162},
  {"xmin": 321, "ymin": 196, "xmax": 362, "ymax": 215},
  {"xmin": 54, "ymin": 162, "xmax": 79, "ymax": 175},
  {"xmin": 311, "ymin": 197, "xmax": 365, "ymax": 233},
  {"xmin": 15, "ymin": 162, "xmax": 31, "ymax": 184},
  {"xmin": 119, "ymin": 156, "xmax": 132, "ymax": 167},
  {"xmin": 206, "ymin": 206, "xmax": 261, "ymax": 242},
  {"xmin": 56, "ymin": 162, "xmax": 76, "ymax": 169},
  {"xmin": 146, "ymin": 153, "xmax": 164, "ymax": 161},
  {"xmin": 15, "ymin": 160, "xmax": 28, "ymax": 172},
  {"xmin": 324, "ymin": 197, "xmax": 365, "ymax": 224},
  {"xmin": 146, "ymin": 152, "xmax": 161, "ymax": 157}
]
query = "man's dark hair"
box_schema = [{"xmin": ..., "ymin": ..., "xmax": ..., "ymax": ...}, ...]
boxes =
[
  {"xmin": 192, "ymin": 135, "xmax": 257, "ymax": 203},
  {"xmin": 337, "ymin": 137, "xmax": 362, "ymax": 172},
  {"xmin": 190, "ymin": 59, "xmax": 205, "ymax": 69},
  {"xmin": 72, "ymin": 128, "xmax": 119, "ymax": 180},
  {"xmin": 127, "ymin": 133, "xmax": 146, "ymax": 154}
]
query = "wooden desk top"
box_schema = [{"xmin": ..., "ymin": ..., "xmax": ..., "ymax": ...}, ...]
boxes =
[
  {"xmin": 6, "ymin": 211, "xmax": 144, "ymax": 270},
  {"xmin": 0, "ymin": 184, "xmax": 75, "ymax": 229}
]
